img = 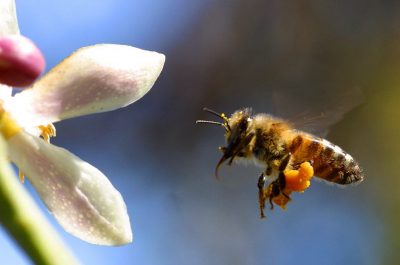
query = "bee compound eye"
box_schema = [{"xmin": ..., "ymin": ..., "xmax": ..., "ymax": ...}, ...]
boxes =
[{"xmin": 239, "ymin": 119, "xmax": 248, "ymax": 130}]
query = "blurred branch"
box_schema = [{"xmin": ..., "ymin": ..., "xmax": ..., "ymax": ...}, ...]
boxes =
[{"xmin": 0, "ymin": 136, "xmax": 79, "ymax": 265}]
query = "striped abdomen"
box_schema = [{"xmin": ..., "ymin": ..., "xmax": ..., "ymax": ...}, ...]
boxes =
[{"xmin": 289, "ymin": 134, "xmax": 363, "ymax": 185}]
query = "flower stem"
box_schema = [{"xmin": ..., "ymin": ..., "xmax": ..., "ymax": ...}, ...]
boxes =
[{"xmin": 0, "ymin": 137, "xmax": 79, "ymax": 265}]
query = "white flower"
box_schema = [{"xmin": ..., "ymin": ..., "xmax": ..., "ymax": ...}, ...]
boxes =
[
  {"xmin": 0, "ymin": 0, "xmax": 19, "ymax": 36},
  {"xmin": 0, "ymin": 0, "xmax": 165, "ymax": 245}
]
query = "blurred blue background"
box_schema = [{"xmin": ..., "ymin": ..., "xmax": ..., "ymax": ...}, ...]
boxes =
[{"xmin": 2, "ymin": 0, "xmax": 399, "ymax": 264}]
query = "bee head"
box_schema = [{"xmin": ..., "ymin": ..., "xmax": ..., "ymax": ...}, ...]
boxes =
[
  {"xmin": 224, "ymin": 108, "xmax": 252, "ymax": 144},
  {"xmin": 196, "ymin": 107, "xmax": 253, "ymax": 178}
]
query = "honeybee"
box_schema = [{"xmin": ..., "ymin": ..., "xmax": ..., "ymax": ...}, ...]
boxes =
[{"xmin": 197, "ymin": 107, "xmax": 364, "ymax": 218}]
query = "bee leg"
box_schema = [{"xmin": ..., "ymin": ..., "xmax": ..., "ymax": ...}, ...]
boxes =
[
  {"xmin": 278, "ymin": 172, "xmax": 291, "ymax": 200},
  {"xmin": 278, "ymin": 153, "xmax": 292, "ymax": 200},
  {"xmin": 257, "ymin": 164, "xmax": 276, "ymax": 218},
  {"xmin": 268, "ymin": 197, "xmax": 274, "ymax": 210},
  {"xmin": 257, "ymin": 173, "xmax": 267, "ymax": 218},
  {"xmin": 265, "ymin": 165, "xmax": 272, "ymax": 176},
  {"xmin": 267, "ymin": 180, "xmax": 281, "ymax": 209},
  {"xmin": 278, "ymin": 153, "xmax": 292, "ymax": 171}
]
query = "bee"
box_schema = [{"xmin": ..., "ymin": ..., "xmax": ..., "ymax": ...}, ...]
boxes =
[{"xmin": 196, "ymin": 107, "xmax": 364, "ymax": 218}]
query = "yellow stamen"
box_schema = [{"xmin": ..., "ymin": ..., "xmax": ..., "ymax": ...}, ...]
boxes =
[
  {"xmin": 0, "ymin": 106, "xmax": 24, "ymax": 182},
  {"xmin": 39, "ymin": 123, "xmax": 56, "ymax": 143},
  {"xmin": 19, "ymin": 170, "xmax": 25, "ymax": 183},
  {"xmin": 0, "ymin": 111, "xmax": 22, "ymax": 140}
]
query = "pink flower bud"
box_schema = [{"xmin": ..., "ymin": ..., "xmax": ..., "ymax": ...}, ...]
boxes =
[{"xmin": 0, "ymin": 35, "xmax": 45, "ymax": 87}]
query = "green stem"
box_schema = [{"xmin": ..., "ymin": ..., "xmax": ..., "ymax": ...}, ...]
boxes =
[{"xmin": 0, "ymin": 137, "xmax": 79, "ymax": 265}]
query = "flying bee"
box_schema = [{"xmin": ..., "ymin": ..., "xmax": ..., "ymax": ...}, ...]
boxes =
[{"xmin": 196, "ymin": 107, "xmax": 364, "ymax": 218}]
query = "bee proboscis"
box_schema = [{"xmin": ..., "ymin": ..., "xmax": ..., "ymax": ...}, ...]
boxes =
[{"xmin": 197, "ymin": 107, "xmax": 364, "ymax": 218}]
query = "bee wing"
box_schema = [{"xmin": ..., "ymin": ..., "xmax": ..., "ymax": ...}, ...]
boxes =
[{"xmin": 272, "ymin": 86, "xmax": 364, "ymax": 137}]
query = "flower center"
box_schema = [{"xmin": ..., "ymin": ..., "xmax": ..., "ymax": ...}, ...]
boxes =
[
  {"xmin": 0, "ymin": 103, "xmax": 56, "ymax": 182},
  {"xmin": 17, "ymin": 124, "xmax": 56, "ymax": 183},
  {"xmin": 0, "ymin": 107, "xmax": 22, "ymax": 140}
]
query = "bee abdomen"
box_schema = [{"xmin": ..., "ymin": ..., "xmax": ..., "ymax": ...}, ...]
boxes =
[{"xmin": 290, "ymin": 135, "xmax": 363, "ymax": 185}]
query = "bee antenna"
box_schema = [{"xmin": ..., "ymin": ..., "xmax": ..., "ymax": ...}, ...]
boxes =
[
  {"xmin": 202, "ymin": 107, "xmax": 222, "ymax": 117},
  {"xmin": 201, "ymin": 107, "xmax": 231, "ymax": 131},
  {"xmin": 195, "ymin": 120, "xmax": 231, "ymax": 132},
  {"xmin": 196, "ymin": 120, "xmax": 225, "ymax": 127}
]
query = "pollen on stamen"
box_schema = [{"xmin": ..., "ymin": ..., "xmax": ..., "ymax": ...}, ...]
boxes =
[
  {"xmin": 19, "ymin": 170, "xmax": 25, "ymax": 183},
  {"xmin": 38, "ymin": 123, "xmax": 56, "ymax": 143}
]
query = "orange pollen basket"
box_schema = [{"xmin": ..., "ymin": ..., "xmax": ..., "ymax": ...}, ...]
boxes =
[{"xmin": 272, "ymin": 161, "xmax": 314, "ymax": 209}]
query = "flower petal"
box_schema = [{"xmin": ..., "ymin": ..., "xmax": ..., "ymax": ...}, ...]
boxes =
[
  {"xmin": 7, "ymin": 44, "xmax": 165, "ymax": 127},
  {"xmin": 0, "ymin": 84, "xmax": 12, "ymax": 100},
  {"xmin": 7, "ymin": 131, "xmax": 132, "ymax": 245},
  {"xmin": 0, "ymin": 0, "xmax": 19, "ymax": 36}
]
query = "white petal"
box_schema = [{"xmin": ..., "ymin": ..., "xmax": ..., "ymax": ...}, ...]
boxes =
[
  {"xmin": 0, "ymin": 85, "xmax": 12, "ymax": 100},
  {"xmin": 0, "ymin": 0, "xmax": 19, "ymax": 36},
  {"xmin": 7, "ymin": 44, "xmax": 165, "ymax": 127},
  {"xmin": 7, "ymin": 131, "xmax": 132, "ymax": 245}
]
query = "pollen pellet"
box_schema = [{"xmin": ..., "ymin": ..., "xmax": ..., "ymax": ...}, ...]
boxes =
[
  {"xmin": 284, "ymin": 162, "xmax": 314, "ymax": 192},
  {"xmin": 272, "ymin": 191, "xmax": 292, "ymax": 209}
]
